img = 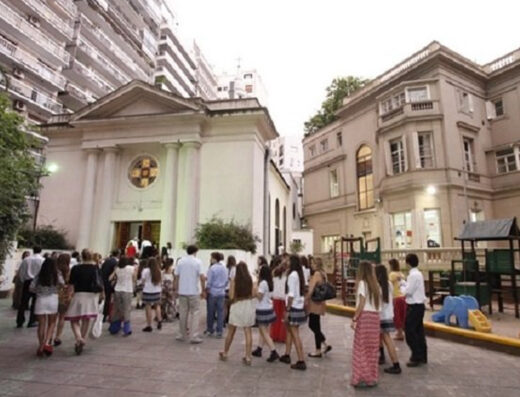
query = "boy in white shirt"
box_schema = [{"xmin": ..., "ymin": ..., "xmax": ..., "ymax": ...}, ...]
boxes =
[{"xmin": 404, "ymin": 253, "xmax": 428, "ymax": 367}]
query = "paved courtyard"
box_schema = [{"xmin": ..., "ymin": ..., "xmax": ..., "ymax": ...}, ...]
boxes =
[{"xmin": 0, "ymin": 299, "xmax": 519, "ymax": 397}]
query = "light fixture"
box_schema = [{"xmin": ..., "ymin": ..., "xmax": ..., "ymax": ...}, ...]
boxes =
[
  {"xmin": 426, "ymin": 185, "xmax": 436, "ymax": 195},
  {"xmin": 47, "ymin": 162, "xmax": 59, "ymax": 174}
]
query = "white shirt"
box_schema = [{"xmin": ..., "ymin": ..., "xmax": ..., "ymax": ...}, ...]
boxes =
[
  {"xmin": 404, "ymin": 267, "xmax": 426, "ymax": 304},
  {"xmin": 141, "ymin": 268, "xmax": 162, "ymax": 294},
  {"xmin": 356, "ymin": 280, "xmax": 380, "ymax": 312},
  {"xmin": 27, "ymin": 254, "xmax": 44, "ymax": 280},
  {"xmin": 70, "ymin": 257, "xmax": 78, "ymax": 268},
  {"xmin": 286, "ymin": 271, "xmax": 304, "ymax": 310},
  {"xmin": 303, "ymin": 267, "xmax": 311, "ymax": 286},
  {"xmin": 380, "ymin": 282, "xmax": 394, "ymax": 321},
  {"xmin": 272, "ymin": 275, "xmax": 287, "ymax": 300},
  {"xmin": 175, "ymin": 255, "xmax": 201, "ymax": 296},
  {"xmin": 115, "ymin": 265, "xmax": 135, "ymax": 293},
  {"xmin": 256, "ymin": 280, "xmax": 273, "ymax": 310},
  {"xmin": 228, "ymin": 266, "xmax": 236, "ymax": 280}
]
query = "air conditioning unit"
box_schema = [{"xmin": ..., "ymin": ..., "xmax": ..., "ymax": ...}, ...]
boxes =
[
  {"xmin": 27, "ymin": 16, "xmax": 40, "ymax": 27},
  {"xmin": 12, "ymin": 68, "xmax": 24, "ymax": 79},
  {"xmin": 14, "ymin": 100, "xmax": 26, "ymax": 111}
]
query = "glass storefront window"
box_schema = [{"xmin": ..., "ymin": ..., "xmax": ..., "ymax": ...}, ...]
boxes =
[
  {"xmin": 424, "ymin": 209, "xmax": 442, "ymax": 247},
  {"xmin": 391, "ymin": 211, "xmax": 412, "ymax": 248}
]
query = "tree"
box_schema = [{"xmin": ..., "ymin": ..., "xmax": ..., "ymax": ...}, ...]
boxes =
[
  {"xmin": 304, "ymin": 76, "xmax": 369, "ymax": 135},
  {"xmin": 289, "ymin": 240, "xmax": 305, "ymax": 254},
  {"xmin": 0, "ymin": 92, "xmax": 42, "ymax": 272},
  {"xmin": 18, "ymin": 225, "xmax": 71, "ymax": 250},
  {"xmin": 194, "ymin": 217, "xmax": 261, "ymax": 254}
]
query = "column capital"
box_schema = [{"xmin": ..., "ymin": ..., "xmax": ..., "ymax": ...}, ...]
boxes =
[
  {"xmin": 183, "ymin": 141, "xmax": 201, "ymax": 149},
  {"xmin": 84, "ymin": 148, "xmax": 101, "ymax": 155},
  {"xmin": 163, "ymin": 142, "xmax": 181, "ymax": 150},
  {"xmin": 102, "ymin": 146, "xmax": 119, "ymax": 154}
]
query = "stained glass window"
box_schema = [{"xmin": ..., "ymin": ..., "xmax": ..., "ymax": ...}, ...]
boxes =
[{"xmin": 129, "ymin": 156, "xmax": 159, "ymax": 188}]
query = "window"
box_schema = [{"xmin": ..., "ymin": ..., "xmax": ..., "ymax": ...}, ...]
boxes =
[
  {"xmin": 336, "ymin": 131, "xmax": 343, "ymax": 147},
  {"xmin": 217, "ymin": 87, "xmax": 222, "ymax": 92},
  {"xmin": 390, "ymin": 138, "xmax": 406, "ymax": 174},
  {"xmin": 329, "ymin": 169, "xmax": 339, "ymax": 198},
  {"xmin": 309, "ymin": 145, "xmax": 316, "ymax": 157},
  {"xmin": 279, "ymin": 158, "xmax": 284, "ymax": 166},
  {"xmin": 128, "ymin": 156, "xmax": 159, "ymax": 188},
  {"xmin": 356, "ymin": 145, "xmax": 374, "ymax": 210},
  {"xmin": 494, "ymin": 99, "xmax": 504, "ymax": 117},
  {"xmin": 321, "ymin": 235, "xmax": 339, "ymax": 253},
  {"xmin": 380, "ymin": 92, "xmax": 405, "ymax": 114},
  {"xmin": 415, "ymin": 132, "xmax": 434, "ymax": 168},
  {"xmin": 463, "ymin": 137, "xmax": 476, "ymax": 172},
  {"xmin": 244, "ymin": 73, "xmax": 253, "ymax": 79},
  {"xmin": 470, "ymin": 209, "xmax": 484, "ymax": 223},
  {"xmin": 320, "ymin": 139, "xmax": 328, "ymax": 152},
  {"xmin": 458, "ymin": 90, "xmax": 474, "ymax": 113},
  {"xmin": 279, "ymin": 144, "xmax": 284, "ymax": 157},
  {"xmin": 391, "ymin": 211, "xmax": 412, "ymax": 248},
  {"xmin": 245, "ymin": 84, "xmax": 253, "ymax": 93},
  {"xmin": 292, "ymin": 203, "xmax": 296, "ymax": 220},
  {"xmin": 406, "ymin": 86, "xmax": 428, "ymax": 102},
  {"xmin": 424, "ymin": 209, "xmax": 442, "ymax": 247},
  {"xmin": 496, "ymin": 148, "xmax": 518, "ymax": 174}
]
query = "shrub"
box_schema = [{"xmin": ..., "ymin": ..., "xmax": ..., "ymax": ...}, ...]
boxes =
[
  {"xmin": 18, "ymin": 225, "xmax": 71, "ymax": 250},
  {"xmin": 194, "ymin": 217, "xmax": 260, "ymax": 254},
  {"xmin": 290, "ymin": 240, "xmax": 305, "ymax": 254}
]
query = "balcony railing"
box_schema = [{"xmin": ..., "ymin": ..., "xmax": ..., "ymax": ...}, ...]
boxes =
[
  {"xmin": 108, "ymin": 5, "xmax": 141, "ymax": 45},
  {"xmin": 9, "ymin": 77, "xmax": 63, "ymax": 114},
  {"xmin": 0, "ymin": 35, "xmax": 66, "ymax": 90},
  {"xmin": 21, "ymin": 0, "xmax": 74, "ymax": 39},
  {"xmin": 80, "ymin": 15, "xmax": 149, "ymax": 80},
  {"xmin": 0, "ymin": 2, "xmax": 69, "ymax": 64},
  {"xmin": 69, "ymin": 59, "xmax": 114, "ymax": 93},
  {"xmin": 379, "ymin": 100, "xmax": 439, "ymax": 127},
  {"xmin": 66, "ymin": 82, "xmax": 97, "ymax": 103},
  {"xmin": 53, "ymin": 0, "xmax": 78, "ymax": 18},
  {"xmin": 77, "ymin": 37, "xmax": 130, "ymax": 84}
]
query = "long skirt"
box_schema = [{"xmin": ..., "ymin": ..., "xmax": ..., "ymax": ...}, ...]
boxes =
[
  {"xmin": 351, "ymin": 311, "xmax": 380, "ymax": 387},
  {"xmin": 393, "ymin": 296, "xmax": 407, "ymax": 330},
  {"xmin": 270, "ymin": 299, "xmax": 287, "ymax": 342}
]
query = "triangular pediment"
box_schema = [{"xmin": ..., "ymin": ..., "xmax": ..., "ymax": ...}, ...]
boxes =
[{"xmin": 72, "ymin": 80, "xmax": 202, "ymax": 121}]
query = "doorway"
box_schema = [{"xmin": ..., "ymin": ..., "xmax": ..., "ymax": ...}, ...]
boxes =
[{"xmin": 114, "ymin": 221, "xmax": 161, "ymax": 251}]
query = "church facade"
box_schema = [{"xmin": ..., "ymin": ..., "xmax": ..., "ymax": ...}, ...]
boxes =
[{"xmin": 38, "ymin": 81, "xmax": 291, "ymax": 256}]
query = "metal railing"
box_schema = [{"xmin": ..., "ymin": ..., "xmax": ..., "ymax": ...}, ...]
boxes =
[
  {"xmin": 68, "ymin": 59, "xmax": 114, "ymax": 93},
  {"xmin": 21, "ymin": 0, "xmax": 74, "ymax": 39},
  {"xmin": 77, "ymin": 37, "xmax": 130, "ymax": 84},
  {"xmin": 9, "ymin": 77, "xmax": 63, "ymax": 113},
  {"xmin": 0, "ymin": 2, "xmax": 69, "ymax": 64},
  {"xmin": 0, "ymin": 35, "xmax": 66, "ymax": 89},
  {"xmin": 54, "ymin": 0, "xmax": 78, "ymax": 17}
]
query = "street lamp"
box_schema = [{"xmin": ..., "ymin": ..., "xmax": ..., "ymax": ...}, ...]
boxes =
[{"xmin": 426, "ymin": 185, "xmax": 437, "ymax": 195}]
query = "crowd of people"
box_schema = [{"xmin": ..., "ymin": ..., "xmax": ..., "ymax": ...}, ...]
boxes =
[{"xmin": 12, "ymin": 243, "xmax": 427, "ymax": 388}]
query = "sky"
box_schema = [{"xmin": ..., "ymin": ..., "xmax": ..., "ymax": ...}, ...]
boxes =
[{"xmin": 170, "ymin": 0, "xmax": 520, "ymax": 137}]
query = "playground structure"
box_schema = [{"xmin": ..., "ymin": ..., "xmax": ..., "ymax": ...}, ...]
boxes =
[
  {"xmin": 448, "ymin": 218, "xmax": 520, "ymax": 319},
  {"xmin": 333, "ymin": 236, "xmax": 381, "ymax": 305},
  {"xmin": 431, "ymin": 295, "xmax": 492, "ymax": 333}
]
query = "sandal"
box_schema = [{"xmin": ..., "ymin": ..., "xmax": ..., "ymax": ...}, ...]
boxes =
[
  {"xmin": 43, "ymin": 344, "xmax": 53, "ymax": 356},
  {"xmin": 53, "ymin": 339, "xmax": 62, "ymax": 347},
  {"xmin": 219, "ymin": 352, "xmax": 228, "ymax": 361},
  {"xmin": 323, "ymin": 345, "xmax": 332, "ymax": 355},
  {"xmin": 308, "ymin": 352, "xmax": 322, "ymax": 358},
  {"xmin": 242, "ymin": 357, "xmax": 252, "ymax": 366}
]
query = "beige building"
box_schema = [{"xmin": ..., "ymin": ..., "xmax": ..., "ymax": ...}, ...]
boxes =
[
  {"xmin": 37, "ymin": 81, "xmax": 290, "ymax": 256},
  {"xmin": 303, "ymin": 41, "xmax": 520, "ymax": 254}
]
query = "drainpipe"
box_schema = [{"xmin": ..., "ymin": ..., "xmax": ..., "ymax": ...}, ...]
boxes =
[{"xmin": 263, "ymin": 147, "xmax": 271, "ymax": 256}]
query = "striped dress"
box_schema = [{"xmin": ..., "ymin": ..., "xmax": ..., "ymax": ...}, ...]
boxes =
[{"xmin": 351, "ymin": 280, "xmax": 381, "ymax": 387}]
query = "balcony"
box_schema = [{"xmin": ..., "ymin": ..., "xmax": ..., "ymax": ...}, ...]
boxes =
[
  {"xmin": 0, "ymin": 2, "xmax": 69, "ymax": 67},
  {"xmin": 130, "ymin": 0, "xmax": 161, "ymax": 25},
  {"xmin": 16, "ymin": 0, "xmax": 74, "ymax": 41},
  {"xmin": 76, "ymin": 36, "xmax": 130, "ymax": 85},
  {"xmin": 156, "ymin": 53, "xmax": 195, "ymax": 95},
  {"xmin": 154, "ymin": 67, "xmax": 190, "ymax": 97},
  {"xmin": 79, "ymin": 15, "xmax": 149, "ymax": 80},
  {"xmin": 158, "ymin": 35, "xmax": 196, "ymax": 80},
  {"xmin": 107, "ymin": 4, "xmax": 142, "ymax": 47},
  {"xmin": 59, "ymin": 82, "xmax": 97, "ymax": 111},
  {"xmin": 378, "ymin": 100, "xmax": 441, "ymax": 131},
  {"xmin": 0, "ymin": 35, "xmax": 66, "ymax": 91},
  {"xmin": 49, "ymin": 0, "xmax": 78, "ymax": 19},
  {"xmin": 62, "ymin": 59, "xmax": 114, "ymax": 97},
  {"xmin": 8, "ymin": 76, "xmax": 63, "ymax": 116}
]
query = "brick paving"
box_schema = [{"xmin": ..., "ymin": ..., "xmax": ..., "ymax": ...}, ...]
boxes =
[{"xmin": 0, "ymin": 299, "xmax": 519, "ymax": 397}]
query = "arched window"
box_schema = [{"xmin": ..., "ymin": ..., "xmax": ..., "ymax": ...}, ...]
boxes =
[
  {"xmin": 357, "ymin": 145, "xmax": 374, "ymax": 210},
  {"xmin": 274, "ymin": 199, "xmax": 280, "ymax": 254},
  {"xmin": 283, "ymin": 206, "xmax": 287, "ymax": 249}
]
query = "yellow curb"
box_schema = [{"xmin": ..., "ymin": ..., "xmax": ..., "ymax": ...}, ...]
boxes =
[{"xmin": 326, "ymin": 303, "xmax": 520, "ymax": 349}]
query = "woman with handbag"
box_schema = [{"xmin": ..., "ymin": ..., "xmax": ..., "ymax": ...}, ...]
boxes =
[
  {"xmin": 306, "ymin": 257, "xmax": 332, "ymax": 358},
  {"xmin": 65, "ymin": 249, "xmax": 104, "ymax": 355}
]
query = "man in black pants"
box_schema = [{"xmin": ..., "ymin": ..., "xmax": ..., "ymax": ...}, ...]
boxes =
[
  {"xmin": 403, "ymin": 253, "xmax": 427, "ymax": 367},
  {"xmin": 16, "ymin": 246, "xmax": 44, "ymax": 328}
]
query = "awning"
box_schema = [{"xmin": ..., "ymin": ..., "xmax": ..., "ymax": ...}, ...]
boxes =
[{"xmin": 457, "ymin": 217, "xmax": 520, "ymax": 241}]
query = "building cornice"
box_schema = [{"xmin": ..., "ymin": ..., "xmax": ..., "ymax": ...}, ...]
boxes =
[{"xmin": 303, "ymin": 154, "xmax": 347, "ymax": 175}]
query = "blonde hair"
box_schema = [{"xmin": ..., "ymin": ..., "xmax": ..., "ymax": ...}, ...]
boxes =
[{"xmin": 356, "ymin": 261, "xmax": 380, "ymax": 310}]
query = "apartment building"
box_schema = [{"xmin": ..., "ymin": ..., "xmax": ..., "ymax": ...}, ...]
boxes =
[
  {"xmin": 217, "ymin": 68, "xmax": 268, "ymax": 106},
  {"xmin": 0, "ymin": 0, "xmax": 218, "ymax": 125},
  {"xmin": 303, "ymin": 42, "xmax": 520, "ymax": 254}
]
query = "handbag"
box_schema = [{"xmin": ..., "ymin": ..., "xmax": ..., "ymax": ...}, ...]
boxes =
[
  {"xmin": 91, "ymin": 269, "xmax": 104, "ymax": 293},
  {"xmin": 311, "ymin": 280, "xmax": 337, "ymax": 302},
  {"xmin": 91, "ymin": 300, "xmax": 104, "ymax": 339}
]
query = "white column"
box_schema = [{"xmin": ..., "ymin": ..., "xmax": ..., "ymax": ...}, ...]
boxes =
[
  {"xmin": 76, "ymin": 149, "xmax": 99, "ymax": 250},
  {"xmin": 160, "ymin": 143, "xmax": 180, "ymax": 248},
  {"xmin": 175, "ymin": 142, "xmax": 201, "ymax": 248},
  {"xmin": 93, "ymin": 147, "xmax": 118, "ymax": 255}
]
